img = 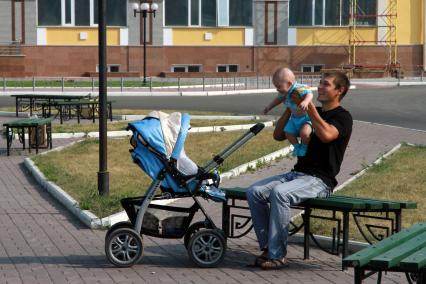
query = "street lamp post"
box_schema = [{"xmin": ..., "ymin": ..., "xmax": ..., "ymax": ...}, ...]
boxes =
[{"xmin": 133, "ymin": 2, "xmax": 158, "ymax": 85}]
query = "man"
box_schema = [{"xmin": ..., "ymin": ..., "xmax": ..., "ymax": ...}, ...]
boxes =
[{"xmin": 246, "ymin": 70, "xmax": 353, "ymax": 270}]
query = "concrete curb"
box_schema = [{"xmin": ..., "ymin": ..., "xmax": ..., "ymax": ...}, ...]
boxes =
[
  {"xmin": 113, "ymin": 114, "xmax": 261, "ymax": 121},
  {"xmin": 35, "ymin": 121, "xmax": 274, "ymax": 139},
  {"xmin": 0, "ymin": 111, "xmax": 30, "ymax": 118},
  {"xmin": 288, "ymin": 233, "xmax": 368, "ymax": 253}
]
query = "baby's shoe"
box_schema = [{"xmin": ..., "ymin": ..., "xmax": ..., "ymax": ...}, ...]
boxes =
[
  {"xmin": 298, "ymin": 143, "xmax": 308, "ymax": 156},
  {"xmin": 292, "ymin": 144, "xmax": 300, "ymax": 157},
  {"xmin": 200, "ymin": 185, "xmax": 226, "ymax": 202}
]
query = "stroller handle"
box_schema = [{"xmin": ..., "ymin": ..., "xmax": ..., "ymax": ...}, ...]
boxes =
[{"xmin": 250, "ymin": 123, "xmax": 265, "ymax": 135}]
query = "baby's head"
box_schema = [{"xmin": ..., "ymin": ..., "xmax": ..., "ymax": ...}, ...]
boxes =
[{"xmin": 272, "ymin": 67, "xmax": 296, "ymax": 95}]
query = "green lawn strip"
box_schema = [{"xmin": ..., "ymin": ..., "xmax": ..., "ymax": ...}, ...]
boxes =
[
  {"xmin": 32, "ymin": 129, "xmax": 286, "ymax": 218},
  {"xmin": 295, "ymin": 144, "xmax": 426, "ymax": 243},
  {"xmin": 52, "ymin": 119, "xmax": 265, "ymax": 133}
]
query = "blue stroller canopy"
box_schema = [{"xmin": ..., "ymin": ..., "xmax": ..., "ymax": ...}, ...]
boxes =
[{"xmin": 129, "ymin": 111, "xmax": 197, "ymax": 193}]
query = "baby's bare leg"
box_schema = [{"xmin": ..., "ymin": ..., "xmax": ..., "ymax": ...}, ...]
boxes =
[
  {"xmin": 300, "ymin": 124, "xmax": 312, "ymax": 144},
  {"xmin": 285, "ymin": 132, "xmax": 299, "ymax": 145}
]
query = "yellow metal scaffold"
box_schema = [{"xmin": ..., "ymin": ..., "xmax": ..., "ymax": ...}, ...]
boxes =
[{"xmin": 348, "ymin": 0, "xmax": 398, "ymax": 72}]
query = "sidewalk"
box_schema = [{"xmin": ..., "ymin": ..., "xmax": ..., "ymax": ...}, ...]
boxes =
[{"xmin": 1, "ymin": 118, "xmax": 425, "ymax": 283}]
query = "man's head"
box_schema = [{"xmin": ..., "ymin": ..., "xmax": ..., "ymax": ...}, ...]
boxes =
[
  {"xmin": 317, "ymin": 72, "xmax": 350, "ymax": 104},
  {"xmin": 272, "ymin": 67, "xmax": 296, "ymax": 95}
]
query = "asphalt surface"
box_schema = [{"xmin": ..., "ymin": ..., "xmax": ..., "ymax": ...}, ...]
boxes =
[{"xmin": 2, "ymin": 85, "xmax": 425, "ymax": 130}]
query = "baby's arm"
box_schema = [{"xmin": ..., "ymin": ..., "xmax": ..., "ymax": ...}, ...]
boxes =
[
  {"xmin": 298, "ymin": 90, "xmax": 313, "ymax": 111},
  {"xmin": 263, "ymin": 96, "xmax": 283, "ymax": 114}
]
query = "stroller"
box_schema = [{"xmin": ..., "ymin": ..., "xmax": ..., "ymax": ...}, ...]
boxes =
[{"xmin": 105, "ymin": 111, "xmax": 264, "ymax": 268}]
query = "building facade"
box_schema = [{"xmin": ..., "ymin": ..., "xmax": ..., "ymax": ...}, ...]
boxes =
[{"xmin": 0, "ymin": 0, "xmax": 424, "ymax": 77}]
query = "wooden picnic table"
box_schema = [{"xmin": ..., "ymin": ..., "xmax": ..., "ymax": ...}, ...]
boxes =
[
  {"xmin": 41, "ymin": 99, "xmax": 114, "ymax": 124},
  {"xmin": 11, "ymin": 94, "xmax": 91, "ymax": 117},
  {"xmin": 3, "ymin": 117, "xmax": 53, "ymax": 156}
]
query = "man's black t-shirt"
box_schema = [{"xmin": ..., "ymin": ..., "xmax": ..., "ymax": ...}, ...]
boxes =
[{"xmin": 293, "ymin": 106, "xmax": 353, "ymax": 189}]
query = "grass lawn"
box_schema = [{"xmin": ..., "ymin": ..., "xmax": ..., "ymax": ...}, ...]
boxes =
[
  {"xmin": 300, "ymin": 144, "xmax": 426, "ymax": 242},
  {"xmin": 52, "ymin": 119, "xmax": 265, "ymax": 133},
  {"xmin": 32, "ymin": 129, "xmax": 287, "ymax": 218}
]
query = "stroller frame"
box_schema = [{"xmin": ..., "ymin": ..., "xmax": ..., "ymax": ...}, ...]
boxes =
[{"xmin": 105, "ymin": 122, "xmax": 265, "ymax": 268}]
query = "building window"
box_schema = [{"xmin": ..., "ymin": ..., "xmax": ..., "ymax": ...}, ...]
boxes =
[
  {"xmin": 230, "ymin": 0, "xmax": 252, "ymax": 26},
  {"xmin": 265, "ymin": 1, "xmax": 277, "ymax": 45},
  {"xmin": 165, "ymin": 0, "xmax": 188, "ymax": 26},
  {"xmin": 202, "ymin": 0, "xmax": 216, "ymax": 26},
  {"xmin": 171, "ymin": 65, "xmax": 202, "ymax": 72},
  {"xmin": 165, "ymin": 0, "xmax": 252, "ymax": 27},
  {"xmin": 96, "ymin": 64, "xmax": 121, "ymax": 72},
  {"xmin": 38, "ymin": 0, "xmax": 126, "ymax": 27},
  {"xmin": 217, "ymin": 64, "xmax": 239, "ymax": 72},
  {"xmin": 290, "ymin": 0, "xmax": 377, "ymax": 27},
  {"xmin": 38, "ymin": 0, "xmax": 62, "ymax": 26},
  {"xmin": 301, "ymin": 64, "xmax": 324, "ymax": 73}
]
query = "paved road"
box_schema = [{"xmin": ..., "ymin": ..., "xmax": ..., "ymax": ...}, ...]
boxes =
[{"xmin": 2, "ymin": 85, "xmax": 424, "ymax": 130}]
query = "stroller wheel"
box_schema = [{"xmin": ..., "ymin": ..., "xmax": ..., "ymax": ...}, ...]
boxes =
[
  {"xmin": 105, "ymin": 221, "xmax": 133, "ymax": 242},
  {"xmin": 184, "ymin": 221, "xmax": 211, "ymax": 248},
  {"xmin": 187, "ymin": 229, "xmax": 226, "ymax": 268},
  {"xmin": 105, "ymin": 227, "xmax": 143, "ymax": 267}
]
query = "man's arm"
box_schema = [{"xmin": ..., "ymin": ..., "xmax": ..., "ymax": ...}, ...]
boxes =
[
  {"xmin": 273, "ymin": 108, "xmax": 291, "ymax": 141},
  {"xmin": 305, "ymin": 102, "xmax": 339, "ymax": 143}
]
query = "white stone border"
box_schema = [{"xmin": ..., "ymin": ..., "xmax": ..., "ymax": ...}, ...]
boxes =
[
  {"xmin": 0, "ymin": 111, "xmax": 30, "ymax": 118},
  {"xmin": 24, "ymin": 128, "xmax": 291, "ymax": 229}
]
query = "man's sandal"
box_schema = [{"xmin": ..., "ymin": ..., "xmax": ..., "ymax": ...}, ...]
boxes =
[
  {"xmin": 259, "ymin": 258, "xmax": 289, "ymax": 270},
  {"xmin": 252, "ymin": 251, "xmax": 268, "ymax": 267}
]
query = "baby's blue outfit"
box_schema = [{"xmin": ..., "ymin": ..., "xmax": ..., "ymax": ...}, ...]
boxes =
[{"xmin": 278, "ymin": 82, "xmax": 312, "ymax": 156}]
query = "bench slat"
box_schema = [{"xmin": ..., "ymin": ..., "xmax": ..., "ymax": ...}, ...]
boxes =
[
  {"xmin": 399, "ymin": 246, "xmax": 426, "ymax": 270},
  {"xmin": 333, "ymin": 195, "xmax": 416, "ymax": 209},
  {"xmin": 331, "ymin": 195, "xmax": 401, "ymax": 210},
  {"xmin": 369, "ymin": 231, "xmax": 426, "ymax": 269},
  {"xmin": 343, "ymin": 223, "xmax": 426, "ymax": 268},
  {"xmin": 223, "ymin": 188, "xmax": 395, "ymax": 210}
]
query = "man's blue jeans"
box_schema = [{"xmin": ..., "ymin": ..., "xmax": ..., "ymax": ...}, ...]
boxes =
[{"xmin": 246, "ymin": 171, "xmax": 330, "ymax": 260}]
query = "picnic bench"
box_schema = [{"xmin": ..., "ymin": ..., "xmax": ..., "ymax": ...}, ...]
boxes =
[
  {"xmin": 12, "ymin": 94, "xmax": 91, "ymax": 117},
  {"xmin": 3, "ymin": 117, "xmax": 53, "ymax": 156},
  {"xmin": 41, "ymin": 99, "xmax": 114, "ymax": 124},
  {"xmin": 343, "ymin": 222, "xmax": 426, "ymax": 284},
  {"xmin": 222, "ymin": 187, "xmax": 416, "ymax": 268}
]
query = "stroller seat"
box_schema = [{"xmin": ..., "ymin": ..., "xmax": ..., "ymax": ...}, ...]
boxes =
[{"xmin": 128, "ymin": 111, "xmax": 225, "ymax": 202}]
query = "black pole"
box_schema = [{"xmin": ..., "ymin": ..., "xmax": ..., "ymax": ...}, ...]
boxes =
[
  {"xmin": 143, "ymin": 10, "xmax": 147, "ymax": 84},
  {"xmin": 98, "ymin": 0, "xmax": 109, "ymax": 196}
]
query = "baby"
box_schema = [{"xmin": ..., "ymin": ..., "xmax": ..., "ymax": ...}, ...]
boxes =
[{"xmin": 263, "ymin": 68, "xmax": 313, "ymax": 156}]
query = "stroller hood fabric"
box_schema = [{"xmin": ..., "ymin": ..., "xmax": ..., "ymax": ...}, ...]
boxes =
[{"xmin": 129, "ymin": 111, "xmax": 198, "ymax": 193}]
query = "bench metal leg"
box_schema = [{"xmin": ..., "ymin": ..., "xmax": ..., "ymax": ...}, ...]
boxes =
[
  {"xmin": 92, "ymin": 103, "xmax": 95, "ymax": 123},
  {"xmin": 60, "ymin": 106, "xmax": 63, "ymax": 124},
  {"xmin": 303, "ymin": 207, "xmax": 311, "ymax": 260},
  {"xmin": 354, "ymin": 267, "xmax": 363, "ymax": 284},
  {"xmin": 15, "ymin": 97, "xmax": 19, "ymax": 117},
  {"xmin": 342, "ymin": 211, "xmax": 350, "ymax": 269},
  {"xmin": 109, "ymin": 102, "xmax": 112, "ymax": 121},
  {"xmin": 35, "ymin": 126, "xmax": 39, "ymax": 154},
  {"xmin": 395, "ymin": 210, "xmax": 402, "ymax": 233},
  {"xmin": 222, "ymin": 200, "xmax": 230, "ymax": 238},
  {"xmin": 28, "ymin": 127, "xmax": 31, "ymax": 153},
  {"xmin": 6, "ymin": 126, "xmax": 11, "ymax": 156}
]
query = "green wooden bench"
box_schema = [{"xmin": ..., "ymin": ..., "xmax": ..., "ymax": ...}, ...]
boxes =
[
  {"xmin": 41, "ymin": 99, "xmax": 114, "ymax": 124},
  {"xmin": 3, "ymin": 117, "xmax": 53, "ymax": 156},
  {"xmin": 222, "ymin": 187, "xmax": 416, "ymax": 267},
  {"xmin": 12, "ymin": 94, "xmax": 91, "ymax": 117},
  {"xmin": 343, "ymin": 222, "xmax": 426, "ymax": 283}
]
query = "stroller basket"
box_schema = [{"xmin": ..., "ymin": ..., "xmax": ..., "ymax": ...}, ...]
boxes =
[{"xmin": 121, "ymin": 196, "xmax": 197, "ymax": 238}]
